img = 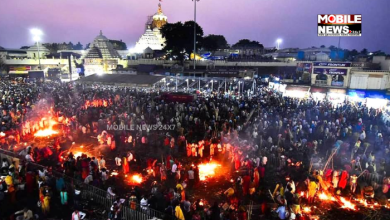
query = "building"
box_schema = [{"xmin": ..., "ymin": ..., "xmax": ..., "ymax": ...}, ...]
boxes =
[
  {"xmin": 134, "ymin": 3, "xmax": 167, "ymax": 53},
  {"xmin": 83, "ymin": 31, "xmax": 121, "ymax": 75}
]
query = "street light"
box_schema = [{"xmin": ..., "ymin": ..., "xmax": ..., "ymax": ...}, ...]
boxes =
[
  {"xmin": 31, "ymin": 28, "xmax": 43, "ymax": 70},
  {"xmin": 192, "ymin": 0, "xmax": 200, "ymax": 71},
  {"xmin": 276, "ymin": 39, "xmax": 282, "ymax": 50}
]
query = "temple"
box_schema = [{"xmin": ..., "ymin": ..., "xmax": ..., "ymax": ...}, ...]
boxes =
[
  {"xmin": 134, "ymin": 3, "xmax": 167, "ymax": 53},
  {"xmin": 84, "ymin": 30, "xmax": 120, "ymax": 59}
]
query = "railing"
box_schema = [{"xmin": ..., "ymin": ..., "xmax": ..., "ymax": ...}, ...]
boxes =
[{"xmin": 0, "ymin": 148, "xmax": 171, "ymax": 220}]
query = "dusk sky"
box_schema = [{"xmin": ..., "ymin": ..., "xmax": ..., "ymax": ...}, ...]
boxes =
[{"xmin": 1, "ymin": 0, "xmax": 389, "ymax": 52}]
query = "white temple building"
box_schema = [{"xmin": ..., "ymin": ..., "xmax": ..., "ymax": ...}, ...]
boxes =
[
  {"xmin": 84, "ymin": 30, "xmax": 120, "ymax": 59},
  {"xmin": 134, "ymin": 3, "xmax": 167, "ymax": 53}
]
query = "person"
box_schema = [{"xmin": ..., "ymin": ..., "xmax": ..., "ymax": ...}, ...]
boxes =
[
  {"xmin": 209, "ymin": 202, "xmax": 220, "ymax": 220},
  {"xmin": 72, "ymin": 209, "xmax": 86, "ymax": 220},
  {"xmin": 188, "ymin": 167, "xmax": 195, "ymax": 189},
  {"xmin": 60, "ymin": 187, "xmax": 68, "ymax": 205},
  {"xmin": 99, "ymin": 156, "xmax": 106, "ymax": 169},
  {"xmin": 175, "ymin": 203, "xmax": 185, "ymax": 220},
  {"xmin": 115, "ymin": 155, "xmax": 122, "ymax": 171},
  {"xmin": 276, "ymin": 201, "xmax": 288, "ymax": 220},
  {"xmin": 14, "ymin": 207, "xmax": 33, "ymax": 220},
  {"xmin": 140, "ymin": 195, "xmax": 149, "ymax": 212}
]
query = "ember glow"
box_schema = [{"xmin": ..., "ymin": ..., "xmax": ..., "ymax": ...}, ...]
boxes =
[
  {"xmin": 34, "ymin": 129, "xmax": 59, "ymax": 137},
  {"xmin": 131, "ymin": 174, "xmax": 143, "ymax": 184},
  {"xmin": 340, "ymin": 197, "xmax": 356, "ymax": 210},
  {"xmin": 198, "ymin": 162, "xmax": 221, "ymax": 181},
  {"xmin": 318, "ymin": 192, "xmax": 336, "ymax": 201}
]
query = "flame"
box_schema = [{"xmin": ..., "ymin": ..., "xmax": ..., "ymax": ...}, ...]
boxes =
[
  {"xmin": 131, "ymin": 174, "xmax": 143, "ymax": 184},
  {"xmin": 318, "ymin": 192, "xmax": 336, "ymax": 201},
  {"xmin": 0, "ymin": 132, "xmax": 5, "ymax": 137},
  {"xmin": 34, "ymin": 129, "xmax": 59, "ymax": 137},
  {"xmin": 198, "ymin": 162, "xmax": 221, "ymax": 181},
  {"xmin": 34, "ymin": 118, "xmax": 59, "ymax": 137},
  {"xmin": 73, "ymin": 152, "xmax": 84, "ymax": 158},
  {"xmin": 303, "ymin": 207, "xmax": 311, "ymax": 213},
  {"xmin": 111, "ymin": 171, "xmax": 119, "ymax": 177},
  {"xmin": 340, "ymin": 197, "xmax": 356, "ymax": 210}
]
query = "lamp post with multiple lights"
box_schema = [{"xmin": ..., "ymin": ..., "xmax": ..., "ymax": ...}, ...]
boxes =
[
  {"xmin": 192, "ymin": 0, "xmax": 200, "ymax": 72},
  {"xmin": 31, "ymin": 29, "xmax": 43, "ymax": 70}
]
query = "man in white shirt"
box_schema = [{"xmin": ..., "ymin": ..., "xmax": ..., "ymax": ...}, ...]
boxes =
[
  {"xmin": 99, "ymin": 156, "xmax": 106, "ymax": 169},
  {"xmin": 84, "ymin": 174, "xmax": 93, "ymax": 184},
  {"xmin": 171, "ymin": 163, "xmax": 177, "ymax": 174},
  {"xmin": 115, "ymin": 155, "xmax": 122, "ymax": 170},
  {"xmin": 72, "ymin": 209, "xmax": 86, "ymax": 220}
]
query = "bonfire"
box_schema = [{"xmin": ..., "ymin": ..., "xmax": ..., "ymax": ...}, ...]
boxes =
[{"xmin": 198, "ymin": 162, "xmax": 222, "ymax": 181}]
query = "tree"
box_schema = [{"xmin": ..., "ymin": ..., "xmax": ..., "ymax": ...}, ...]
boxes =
[
  {"xmin": 350, "ymin": 49, "xmax": 358, "ymax": 57},
  {"xmin": 68, "ymin": 42, "xmax": 74, "ymax": 50},
  {"xmin": 232, "ymin": 39, "xmax": 264, "ymax": 49},
  {"xmin": 202, "ymin": 35, "xmax": 228, "ymax": 52},
  {"xmin": 320, "ymin": 45, "xmax": 326, "ymax": 48},
  {"xmin": 73, "ymin": 42, "xmax": 83, "ymax": 50},
  {"xmin": 20, "ymin": 46, "xmax": 30, "ymax": 49},
  {"xmin": 85, "ymin": 43, "xmax": 90, "ymax": 50},
  {"xmin": 109, "ymin": 40, "xmax": 127, "ymax": 50},
  {"xmin": 360, "ymin": 48, "xmax": 368, "ymax": 55},
  {"xmin": 329, "ymin": 45, "xmax": 338, "ymax": 50},
  {"xmin": 160, "ymin": 21, "xmax": 204, "ymax": 61}
]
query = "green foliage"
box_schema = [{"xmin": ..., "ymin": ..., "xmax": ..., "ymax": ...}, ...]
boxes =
[
  {"xmin": 160, "ymin": 21, "xmax": 204, "ymax": 60},
  {"xmin": 232, "ymin": 39, "xmax": 263, "ymax": 49},
  {"xmin": 202, "ymin": 35, "xmax": 229, "ymax": 52}
]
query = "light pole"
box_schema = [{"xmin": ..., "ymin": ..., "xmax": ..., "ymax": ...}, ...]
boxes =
[
  {"xmin": 186, "ymin": 79, "xmax": 189, "ymax": 91},
  {"xmin": 276, "ymin": 38, "xmax": 282, "ymax": 50},
  {"xmin": 31, "ymin": 29, "xmax": 43, "ymax": 70},
  {"xmin": 192, "ymin": 0, "xmax": 200, "ymax": 71}
]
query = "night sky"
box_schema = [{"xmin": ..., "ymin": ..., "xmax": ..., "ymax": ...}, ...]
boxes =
[{"xmin": 0, "ymin": 0, "xmax": 389, "ymax": 52}]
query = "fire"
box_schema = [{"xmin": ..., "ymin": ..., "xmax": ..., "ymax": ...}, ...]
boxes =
[
  {"xmin": 34, "ymin": 117, "xmax": 59, "ymax": 137},
  {"xmin": 318, "ymin": 192, "xmax": 336, "ymax": 201},
  {"xmin": 34, "ymin": 129, "xmax": 59, "ymax": 137},
  {"xmin": 0, "ymin": 132, "xmax": 5, "ymax": 137},
  {"xmin": 198, "ymin": 162, "xmax": 221, "ymax": 181},
  {"xmin": 111, "ymin": 171, "xmax": 119, "ymax": 177},
  {"xmin": 340, "ymin": 197, "xmax": 356, "ymax": 210},
  {"xmin": 84, "ymin": 99, "xmax": 112, "ymax": 109},
  {"xmin": 131, "ymin": 174, "xmax": 143, "ymax": 184},
  {"xmin": 303, "ymin": 207, "xmax": 311, "ymax": 213}
]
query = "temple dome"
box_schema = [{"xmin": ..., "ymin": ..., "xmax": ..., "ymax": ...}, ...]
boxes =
[
  {"xmin": 84, "ymin": 30, "xmax": 120, "ymax": 59},
  {"xmin": 94, "ymin": 30, "xmax": 108, "ymax": 40}
]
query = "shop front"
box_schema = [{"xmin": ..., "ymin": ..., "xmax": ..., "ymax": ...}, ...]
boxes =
[
  {"xmin": 365, "ymin": 91, "xmax": 388, "ymax": 109},
  {"xmin": 347, "ymin": 89, "xmax": 366, "ymax": 103},
  {"xmin": 310, "ymin": 87, "xmax": 328, "ymax": 101},
  {"xmin": 284, "ymin": 85, "xmax": 310, "ymax": 99},
  {"xmin": 327, "ymin": 88, "xmax": 346, "ymax": 105}
]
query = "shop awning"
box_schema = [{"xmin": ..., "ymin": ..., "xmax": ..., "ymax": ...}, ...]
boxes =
[
  {"xmin": 365, "ymin": 90, "xmax": 386, "ymax": 99},
  {"xmin": 347, "ymin": 89, "xmax": 366, "ymax": 99},
  {"xmin": 285, "ymin": 85, "xmax": 310, "ymax": 92},
  {"xmin": 310, "ymin": 87, "xmax": 328, "ymax": 93},
  {"xmin": 328, "ymin": 88, "xmax": 346, "ymax": 94}
]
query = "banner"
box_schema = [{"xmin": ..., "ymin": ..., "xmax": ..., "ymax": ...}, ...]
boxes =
[
  {"xmin": 208, "ymin": 70, "xmax": 239, "ymax": 77},
  {"xmin": 313, "ymin": 62, "xmax": 351, "ymax": 67},
  {"xmin": 313, "ymin": 68, "xmax": 347, "ymax": 75},
  {"xmin": 296, "ymin": 63, "xmax": 312, "ymax": 73}
]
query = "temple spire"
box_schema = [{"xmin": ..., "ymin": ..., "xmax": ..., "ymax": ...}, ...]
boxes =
[
  {"xmin": 158, "ymin": 3, "xmax": 162, "ymax": 14},
  {"xmin": 100, "ymin": 30, "xmax": 103, "ymax": 36}
]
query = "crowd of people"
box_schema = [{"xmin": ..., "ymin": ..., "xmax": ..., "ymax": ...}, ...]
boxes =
[{"xmin": 0, "ymin": 78, "xmax": 390, "ymax": 220}]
